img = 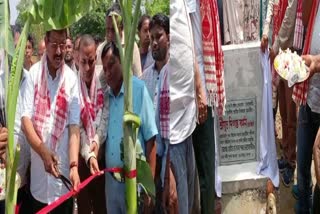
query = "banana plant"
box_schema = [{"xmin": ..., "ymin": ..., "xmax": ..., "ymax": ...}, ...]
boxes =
[
  {"xmin": 113, "ymin": 0, "xmax": 155, "ymax": 213},
  {"xmin": 111, "ymin": 0, "xmax": 140, "ymax": 211}
]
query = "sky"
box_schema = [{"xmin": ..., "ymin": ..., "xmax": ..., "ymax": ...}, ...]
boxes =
[{"xmin": 9, "ymin": 0, "xmax": 20, "ymax": 25}]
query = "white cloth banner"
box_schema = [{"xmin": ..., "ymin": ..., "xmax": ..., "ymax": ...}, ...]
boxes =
[{"xmin": 257, "ymin": 50, "xmax": 280, "ymax": 188}]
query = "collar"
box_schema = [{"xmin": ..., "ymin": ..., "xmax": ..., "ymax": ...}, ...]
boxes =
[
  {"xmin": 46, "ymin": 62, "xmax": 63, "ymax": 80},
  {"xmin": 153, "ymin": 60, "xmax": 169, "ymax": 74},
  {"xmin": 109, "ymin": 81, "xmax": 125, "ymax": 97}
]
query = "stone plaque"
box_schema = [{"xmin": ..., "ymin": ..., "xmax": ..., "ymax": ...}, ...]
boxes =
[{"xmin": 218, "ymin": 97, "xmax": 257, "ymax": 165}]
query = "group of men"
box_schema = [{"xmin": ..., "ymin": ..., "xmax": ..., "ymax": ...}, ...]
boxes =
[
  {"xmin": 0, "ymin": 3, "xmax": 163, "ymax": 214},
  {"xmin": 260, "ymin": 0, "xmax": 320, "ymax": 213},
  {"xmin": 0, "ymin": 0, "xmax": 229, "ymax": 213},
  {"xmin": 2, "ymin": 0, "xmax": 320, "ymax": 213}
]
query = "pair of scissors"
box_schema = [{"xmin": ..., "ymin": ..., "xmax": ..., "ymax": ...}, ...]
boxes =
[
  {"xmin": 53, "ymin": 163, "xmax": 73, "ymax": 191},
  {"xmin": 55, "ymin": 166, "xmax": 78, "ymax": 212},
  {"xmin": 59, "ymin": 174, "xmax": 73, "ymax": 191}
]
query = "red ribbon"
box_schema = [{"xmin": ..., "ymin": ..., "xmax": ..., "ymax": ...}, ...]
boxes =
[
  {"xmin": 125, "ymin": 169, "xmax": 137, "ymax": 179},
  {"xmin": 36, "ymin": 167, "xmax": 136, "ymax": 214}
]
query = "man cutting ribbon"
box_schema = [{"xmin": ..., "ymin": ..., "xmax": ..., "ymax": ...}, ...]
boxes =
[{"xmin": 21, "ymin": 29, "xmax": 81, "ymax": 214}]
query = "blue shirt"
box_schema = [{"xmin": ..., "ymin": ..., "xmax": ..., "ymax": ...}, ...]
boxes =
[{"xmin": 106, "ymin": 77, "xmax": 158, "ymax": 168}]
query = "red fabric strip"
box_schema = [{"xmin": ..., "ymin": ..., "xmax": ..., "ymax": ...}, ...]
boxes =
[{"xmin": 125, "ymin": 169, "xmax": 137, "ymax": 179}]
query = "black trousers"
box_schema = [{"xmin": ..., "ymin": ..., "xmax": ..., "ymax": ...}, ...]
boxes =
[
  {"xmin": 192, "ymin": 106, "xmax": 215, "ymax": 214},
  {"xmin": 30, "ymin": 194, "xmax": 72, "ymax": 214},
  {"xmin": 17, "ymin": 185, "xmax": 32, "ymax": 214},
  {"xmin": 0, "ymin": 186, "xmax": 32, "ymax": 214}
]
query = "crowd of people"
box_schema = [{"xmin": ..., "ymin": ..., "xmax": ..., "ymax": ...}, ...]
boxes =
[
  {"xmin": 0, "ymin": 0, "xmax": 320, "ymax": 213},
  {"xmin": 260, "ymin": 0, "xmax": 320, "ymax": 213}
]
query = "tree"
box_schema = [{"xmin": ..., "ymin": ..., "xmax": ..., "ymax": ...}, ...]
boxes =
[
  {"xmin": 16, "ymin": 0, "xmax": 45, "ymax": 53},
  {"xmin": 70, "ymin": 0, "xmax": 169, "ymax": 42},
  {"xmin": 145, "ymin": 0, "xmax": 169, "ymax": 16},
  {"xmin": 70, "ymin": 2, "xmax": 111, "ymax": 41}
]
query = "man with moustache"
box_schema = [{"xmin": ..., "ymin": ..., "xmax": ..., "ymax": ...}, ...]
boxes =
[
  {"xmin": 21, "ymin": 29, "xmax": 81, "ymax": 214},
  {"xmin": 138, "ymin": 15, "xmax": 154, "ymax": 71},
  {"xmin": 65, "ymin": 36, "xmax": 76, "ymax": 72},
  {"xmin": 140, "ymin": 13, "xmax": 172, "ymax": 212},
  {"xmin": 76, "ymin": 34, "xmax": 107, "ymax": 214}
]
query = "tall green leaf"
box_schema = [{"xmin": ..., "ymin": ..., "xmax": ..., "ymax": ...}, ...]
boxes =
[
  {"xmin": 137, "ymin": 159, "xmax": 155, "ymax": 197},
  {"xmin": 5, "ymin": 145, "xmax": 20, "ymax": 214},
  {"xmin": 0, "ymin": 0, "xmax": 14, "ymax": 57},
  {"xmin": 7, "ymin": 18, "xmax": 30, "ymax": 163},
  {"xmin": 0, "ymin": 0, "xmax": 14, "ymax": 105}
]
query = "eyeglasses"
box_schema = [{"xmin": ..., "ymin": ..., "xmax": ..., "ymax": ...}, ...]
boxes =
[{"xmin": 48, "ymin": 40, "xmax": 66, "ymax": 50}]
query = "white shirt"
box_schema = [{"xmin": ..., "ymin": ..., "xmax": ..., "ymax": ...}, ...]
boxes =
[
  {"xmin": 140, "ymin": 63, "xmax": 161, "ymax": 109},
  {"xmin": 14, "ymin": 70, "xmax": 30, "ymax": 187},
  {"xmin": 189, "ymin": 0, "xmax": 208, "ymax": 101},
  {"xmin": 142, "ymin": 49, "xmax": 155, "ymax": 72},
  {"xmin": 170, "ymin": 0, "xmax": 197, "ymax": 145},
  {"xmin": 22, "ymin": 61, "xmax": 80, "ymax": 204},
  {"xmin": 141, "ymin": 62, "xmax": 169, "ymax": 156},
  {"xmin": 79, "ymin": 66, "xmax": 104, "ymax": 163}
]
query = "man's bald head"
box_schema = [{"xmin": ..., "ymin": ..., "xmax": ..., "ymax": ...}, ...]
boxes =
[
  {"xmin": 78, "ymin": 34, "xmax": 97, "ymax": 87},
  {"xmin": 79, "ymin": 34, "xmax": 96, "ymax": 51}
]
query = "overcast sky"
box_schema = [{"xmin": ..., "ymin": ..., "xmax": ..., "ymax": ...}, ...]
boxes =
[{"xmin": 9, "ymin": 0, "xmax": 20, "ymax": 25}]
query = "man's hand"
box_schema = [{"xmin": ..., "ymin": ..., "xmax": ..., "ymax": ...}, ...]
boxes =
[
  {"xmin": 90, "ymin": 141, "xmax": 99, "ymax": 157},
  {"xmin": 0, "ymin": 154, "xmax": 5, "ymax": 169},
  {"xmin": 39, "ymin": 143, "xmax": 59, "ymax": 177},
  {"xmin": 194, "ymin": 54, "xmax": 208, "ymax": 124},
  {"xmin": 261, "ymin": 35, "xmax": 269, "ymax": 53},
  {"xmin": 0, "ymin": 127, "xmax": 8, "ymax": 156},
  {"xmin": 143, "ymin": 194, "xmax": 153, "ymax": 213},
  {"xmin": 0, "ymin": 127, "xmax": 8, "ymax": 167},
  {"xmin": 302, "ymin": 54, "xmax": 320, "ymax": 79},
  {"xmin": 197, "ymin": 93, "xmax": 208, "ymax": 124},
  {"xmin": 269, "ymin": 48, "xmax": 276, "ymax": 65},
  {"xmin": 70, "ymin": 167, "xmax": 80, "ymax": 192},
  {"xmin": 89, "ymin": 157, "xmax": 100, "ymax": 175}
]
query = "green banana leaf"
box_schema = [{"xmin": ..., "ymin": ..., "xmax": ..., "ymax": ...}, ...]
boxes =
[
  {"xmin": 5, "ymin": 17, "xmax": 30, "ymax": 214},
  {"xmin": 120, "ymin": 135, "xmax": 156, "ymax": 198},
  {"xmin": 0, "ymin": 0, "xmax": 15, "ymax": 57},
  {"xmin": 6, "ymin": 145, "xmax": 20, "ymax": 213},
  {"xmin": 137, "ymin": 159, "xmax": 155, "ymax": 197},
  {"xmin": 7, "ymin": 17, "xmax": 30, "ymax": 163},
  {"xmin": 24, "ymin": 0, "xmax": 105, "ymax": 31}
]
